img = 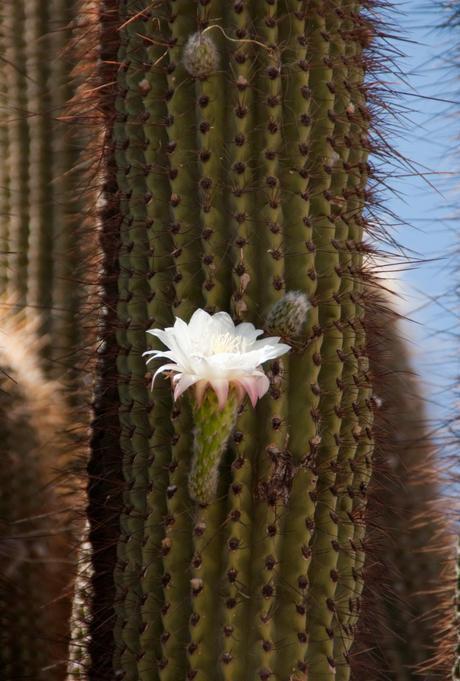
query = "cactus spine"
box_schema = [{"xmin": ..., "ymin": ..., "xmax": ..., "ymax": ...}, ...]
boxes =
[{"xmin": 82, "ymin": 2, "xmax": 446, "ymax": 681}]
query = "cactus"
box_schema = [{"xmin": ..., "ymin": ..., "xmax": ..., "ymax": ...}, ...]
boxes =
[
  {"xmin": 0, "ymin": 5, "xmax": 88, "ymax": 678},
  {"xmin": 0, "ymin": 0, "xmax": 83, "ymax": 375},
  {"xmin": 67, "ymin": 523, "xmax": 93, "ymax": 681},
  {"xmin": 0, "ymin": 1, "xmax": 455, "ymax": 680},
  {"xmin": 0, "ymin": 301, "xmax": 75, "ymax": 680},
  {"xmin": 454, "ymin": 541, "xmax": 460, "ymax": 679},
  {"xmin": 349, "ymin": 293, "xmax": 457, "ymax": 680},
  {"xmin": 79, "ymin": 2, "xmax": 390, "ymax": 680}
]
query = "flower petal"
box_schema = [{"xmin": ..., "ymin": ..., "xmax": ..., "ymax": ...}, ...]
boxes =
[
  {"xmin": 173, "ymin": 374, "xmax": 199, "ymax": 401},
  {"xmin": 255, "ymin": 372, "xmax": 270, "ymax": 399},
  {"xmin": 195, "ymin": 380, "xmax": 209, "ymax": 406},
  {"xmin": 143, "ymin": 349, "xmax": 178, "ymax": 363},
  {"xmin": 188, "ymin": 308, "xmax": 213, "ymax": 337},
  {"xmin": 210, "ymin": 379, "xmax": 230, "ymax": 410},
  {"xmin": 234, "ymin": 322, "xmax": 264, "ymax": 343},
  {"xmin": 147, "ymin": 328, "xmax": 175, "ymax": 348},
  {"xmin": 145, "ymin": 308, "xmax": 291, "ymax": 405},
  {"xmin": 251, "ymin": 340, "xmax": 291, "ymax": 362},
  {"xmin": 233, "ymin": 382, "xmax": 246, "ymax": 403},
  {"xmin": 211, "ymin": 311, "xmax": 235, "ymax": 334},
  {"xmin": 237, "ymin": 376, "xmax": 260, "ymax": 408},
  {"xmin": 151, "ymin": 363, "xmax": 180, "ymax": 387}
]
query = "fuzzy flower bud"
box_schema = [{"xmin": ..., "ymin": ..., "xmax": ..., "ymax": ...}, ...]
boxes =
[
  {"xmin": 183, "ymin": 32, "xmax": 219, "ymax": 79},
  {"xmin": 265, "ymin": 291, "xmax": 310, "ymax": 338}
]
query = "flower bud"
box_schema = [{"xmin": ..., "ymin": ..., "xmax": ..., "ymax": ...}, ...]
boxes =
[
  {"xmin": 183, "ymin": 32, "xmax": 219, "ymax": 79},
  {"xmin": 266, "ymin": 291, "xmax": 310, "ymax": 338}
]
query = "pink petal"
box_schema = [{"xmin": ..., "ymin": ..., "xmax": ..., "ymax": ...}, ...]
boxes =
[
  {"xmin": 232, "ymin": 381, "xmax": 246, "ymax": 404},
  {"xmin": 237, "ymin": 377, "xmax": 260, "ymax": 408},
  {"xmin": 210, "ymin": 379, "xmax": 229, "ymax": 410},
  {"xmin": 195, "ymin": 380, "xmax": 209, "ymax": 406},
  {"xmin": 255, "ymin": 373, "xmax": 270, "ymax": 399},
  {"xmin": 173, "ymin": 374, "xmax": 198, "ymax": 401}
]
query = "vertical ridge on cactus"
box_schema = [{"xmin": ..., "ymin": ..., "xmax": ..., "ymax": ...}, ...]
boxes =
[
  {"xmin": 158, "ymin": 4, "xmax": 201, "ymax": 680},
  {"xmin": 6, "ymin": 2, "xmax": 30, "ymax": 305},
  {"xmin": 332, "ymin": 11, "xmax": 373, "ymax": 676},
  {"xmin": 25, "ymin": 0, "xmax": 54, "ymax": 326},
  {"xmin": 50, "ymin": 0, "xmax": 85, "ymax": 374},
  {"xmin": 273, "ymin": 6, "xmax": 318, "ymax": 673},
  {"xmin": 0, "ymin": 11, "xmax": 11, "ymax": 294},
  {"xmin": 137, "ymin": 7, "xmax": 175, "ymax": 680},
  {"xmin": 84, "ymin": 4, "xmax": 125, "ymax": 678}
]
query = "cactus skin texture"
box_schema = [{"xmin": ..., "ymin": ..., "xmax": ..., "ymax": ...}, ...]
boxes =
[
  {"xmin": 189, "ymin": 389, "xmax": 240, "ymax": 504},
  {"xmin": 349, "ymin": 294, "xmax": 457, "ymax": 680},
  {"xmin": 77, "ymin": 2, "xmax": 454, "ymax": 681},
  {"xmin": 0, "ymin": 302, "xmax": 75, "ymax": 681}
]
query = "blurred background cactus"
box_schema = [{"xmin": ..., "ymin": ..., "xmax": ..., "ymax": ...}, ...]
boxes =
[
  {"xmin": 350, "ymin": 293, "xmax": 457, "ymax": 680},
  {"xmin": 0, "ymin": 303, "xmax": 74, "ymax": 681},
  {"xmin": 0, "ymin": 0, "xmax": 85, "ymax": 377},
  {"xmin": 0, "ymin": 1, "xmax": 457, "ymax": 681},
  {"xmin": 0, "ymin": 2, "xmax": 86, "ymax": 679}
]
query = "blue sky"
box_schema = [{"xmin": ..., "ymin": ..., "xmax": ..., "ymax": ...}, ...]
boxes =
[{"xmin": 376, "ymin": 0, "xmax": 458, "ymax": 423}]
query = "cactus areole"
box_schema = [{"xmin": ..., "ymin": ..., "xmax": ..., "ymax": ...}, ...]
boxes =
[{"xmin": 88, "ymin": 1, "xmax": 382, "ymax": 680}]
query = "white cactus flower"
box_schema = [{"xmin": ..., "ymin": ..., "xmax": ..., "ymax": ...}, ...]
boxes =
[{"xmin": 144, "ymin": 309, "xmax": 290, "ymax": 410}]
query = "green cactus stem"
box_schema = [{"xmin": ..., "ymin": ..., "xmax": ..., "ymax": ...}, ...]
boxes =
[
  {"xmin": 0, "ymin": 12, "xmax": 10, "ymax": 293},
  {"xmin": 79, "ymin": 2, "xmax": 454, "ymax": 681},
  {"xmin": 25, "ymin": 0, "xmax": 54, "ymax": 324},
  {"xmin": 189, "ymin": 388, "xmax": 240, "ymax": 504},
  {"xmin": 5, "ymin": 2, "xmax": 30, "ymax": 305}
]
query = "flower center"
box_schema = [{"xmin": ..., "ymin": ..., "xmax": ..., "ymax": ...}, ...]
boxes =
[{"xmin": 209, "ymin": 332, "xmax": 244, "ymax": 354}]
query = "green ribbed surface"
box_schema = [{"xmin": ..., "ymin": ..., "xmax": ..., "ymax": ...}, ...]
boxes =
[{"xmin": 90, "ymin": 2, "xmax": 385, "ymax": 679}]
